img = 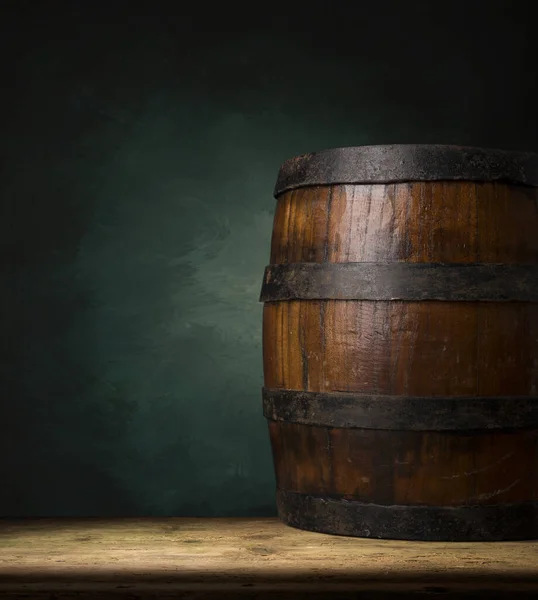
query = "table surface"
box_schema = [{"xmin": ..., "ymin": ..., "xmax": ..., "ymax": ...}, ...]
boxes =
[{"xmin": 0, "ymin": 517, "xmax": 537, "ymax": 598}]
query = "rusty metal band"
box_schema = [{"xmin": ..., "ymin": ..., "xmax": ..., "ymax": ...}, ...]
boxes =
[
  {"xmin": 259, "ymin": 262, "xmax": 538, "ymax": 302},
  {"xmin": 276, "ymin": 490, "xmax": 538, "ymax": 541},
  {"xmin": 262, "ymin": 388, "xmax": 538, "ymax": 431},
  {"xmin": 274, "ymin": 144, "xmax": 538, "ymax": 196}
]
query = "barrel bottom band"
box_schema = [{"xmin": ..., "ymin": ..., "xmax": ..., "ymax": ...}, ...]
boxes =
[{"xmin": 276, "ymin": 489, "xmax": 538, "ymax": 542}]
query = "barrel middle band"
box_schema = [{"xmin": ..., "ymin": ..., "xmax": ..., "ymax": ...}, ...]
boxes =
[
  {"xmin": 260, "ymin": 262, "xmax": 538, "ymax": 302},
  {"xmin": 262, "ymin": 388, "xmax": 538, "ymax": 431}
]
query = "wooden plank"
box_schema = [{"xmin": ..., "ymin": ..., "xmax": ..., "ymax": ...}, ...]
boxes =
[{"xmin": 0, "ymin": 518, "xmax": 537, "ymax": 598}]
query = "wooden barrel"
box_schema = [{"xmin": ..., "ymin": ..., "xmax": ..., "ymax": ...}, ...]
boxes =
[{"xmin": 260, "ymin": 144, "xmax": 538, "ymax": 541}]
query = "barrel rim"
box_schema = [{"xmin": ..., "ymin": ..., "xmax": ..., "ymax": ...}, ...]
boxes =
[
  {"xmin": 276, "ymin": 490, "xmax": 538, "ymax": 541},
  {"xmin": 274, "ymin": 144, "xmax": 538, "ymax": 196}
]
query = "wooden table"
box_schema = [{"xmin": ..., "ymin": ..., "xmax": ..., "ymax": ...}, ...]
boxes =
[{"xmin": 0, "ymin": 518, "xmax": 537, "ymax": 598}]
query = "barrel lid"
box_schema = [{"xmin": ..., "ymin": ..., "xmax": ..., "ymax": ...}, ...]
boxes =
[{"xmin": 274, "ymin": 144, "xmax": 538, "ymax": 197}]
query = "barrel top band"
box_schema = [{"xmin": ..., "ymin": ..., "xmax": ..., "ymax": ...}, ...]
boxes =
[{"xmin": 274, "ymin": 144, "xmax": 538, "ymax": 196}]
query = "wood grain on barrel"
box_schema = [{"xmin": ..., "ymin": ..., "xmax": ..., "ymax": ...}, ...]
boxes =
[
  {"xmin": 263, "ymin": 181, "xmax": 538, "ymax": 511},
  {"xmin": 268, "ymin": 422, "xmax": 538, "ymax": 505},
  {"xmin": 269, "ymin": 183, "xmax": 538, "ymax": 264},
  {"xmin": 263, "ymin": 302, "xmax": 538, "ymax": 396}
]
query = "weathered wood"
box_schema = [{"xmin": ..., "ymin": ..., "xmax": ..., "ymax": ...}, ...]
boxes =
[
  {"xmin": 262, "ymin": 301, "xmax": 538, "ymax": 395},
  {"xmin": 261, "ymin": 146, "xmax": 538, "ymax": 541},
  {"xmin": 268, "ymin": 181, "xmax": 538, "ymax": 265},
  {"xmin": 268, "ymin": 422, "xmax": 538, "ymax": 507},
  {"xmin": 0, "ymin": 518, "xmax": 537, "ymax": 599}
]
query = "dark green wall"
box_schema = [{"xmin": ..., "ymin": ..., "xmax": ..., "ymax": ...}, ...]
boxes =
[{"xmin": 1, "ymin": 0, "xmax": 537, "ymax": 516}]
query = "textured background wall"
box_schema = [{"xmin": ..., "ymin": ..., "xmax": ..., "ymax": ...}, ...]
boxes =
[{"xmin": 1, "ymin": 0, "xmax": 537, "ymax": 516}]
